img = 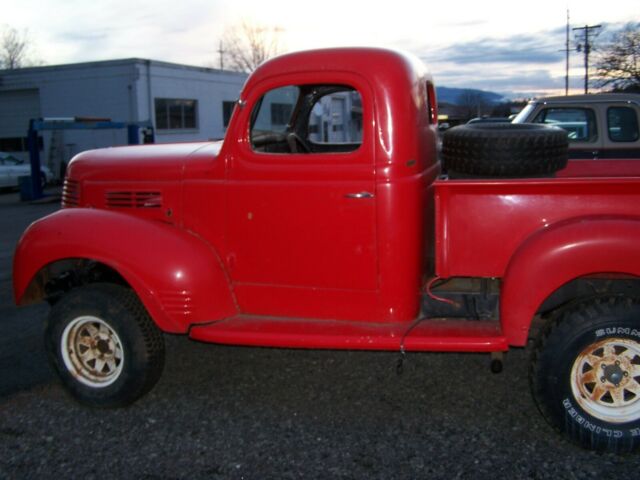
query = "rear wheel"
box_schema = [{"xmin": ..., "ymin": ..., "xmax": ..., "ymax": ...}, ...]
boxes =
[
  {"xmin": 45, "ymin": 283, "xmax": 165, "ymax": 407},
  {"xmin": 530, "ymin": 296, "xmax": 640, "ymax": 453}
]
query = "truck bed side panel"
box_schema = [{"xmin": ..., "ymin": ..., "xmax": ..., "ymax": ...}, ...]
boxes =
[{"xmin": 435, "ymin": 177, "xmax": 640, "ymax": 279}]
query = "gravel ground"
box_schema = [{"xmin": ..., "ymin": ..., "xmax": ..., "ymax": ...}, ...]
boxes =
[{"xmin": 1, "ymin": 192, "xmax": 638, "ymax": 478}]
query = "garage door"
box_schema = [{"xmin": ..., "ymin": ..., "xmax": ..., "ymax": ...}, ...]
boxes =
[{"xmin": 0, "ymin": 89, "xmax": 41, "ymax": 137}]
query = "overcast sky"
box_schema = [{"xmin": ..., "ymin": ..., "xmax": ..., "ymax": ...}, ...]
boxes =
[{"xmin": 4, "ymin": 0, "xmax": 639, "ymax": 97}]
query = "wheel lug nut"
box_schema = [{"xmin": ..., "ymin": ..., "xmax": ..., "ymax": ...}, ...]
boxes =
[
  {"xmin": 615, "ymin": 361, "xmax": 621, "ymax": 366},
  {"xmin": 601, "ymin": 377, "xmax": 606, "ymax": 383}
]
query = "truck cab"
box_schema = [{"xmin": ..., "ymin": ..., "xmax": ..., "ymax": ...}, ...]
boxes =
[{"xmin": 513, "ymin": 93, "xmax": 640, "ymax": 176}]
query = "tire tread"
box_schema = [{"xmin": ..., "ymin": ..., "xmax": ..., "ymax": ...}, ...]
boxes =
[
  {"xmin": 442, "ymin": 123, "xmax": 568, "ymax": 177},
  {"xmin": 529, "ymin": 295, "xmax": 640, "ymax": 453},
  {"xmin": 45, "ymin": 283, "xmax": 165, "ymax": 408}
]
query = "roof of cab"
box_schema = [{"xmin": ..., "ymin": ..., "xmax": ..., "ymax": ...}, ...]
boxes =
[
  {"xmin": 241, "ymin": 47, "xmax": 430, "ymax": 94},
  {"xmin": 531, "ymin": 93, "xmax": 640, "ymax": 105}
]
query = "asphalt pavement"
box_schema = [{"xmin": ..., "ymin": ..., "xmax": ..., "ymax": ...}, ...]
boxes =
[{"xmin": 0, "ymin": 190, "xmax": 638, "ymax": 478}]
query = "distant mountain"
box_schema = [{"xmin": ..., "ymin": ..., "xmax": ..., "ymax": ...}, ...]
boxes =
[{"xmin": 436, "ymin": 86, "xmax": 507, "ymax": 105}]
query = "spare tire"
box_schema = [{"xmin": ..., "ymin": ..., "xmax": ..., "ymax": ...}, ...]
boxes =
[{"xmin": 442, "ymin": 123, "xmax": 568, "ymax": 177}]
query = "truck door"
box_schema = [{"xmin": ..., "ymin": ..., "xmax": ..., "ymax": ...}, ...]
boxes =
[{"xmin": 226, "ymin": 77, "xmax": 377, "ymax": 317}]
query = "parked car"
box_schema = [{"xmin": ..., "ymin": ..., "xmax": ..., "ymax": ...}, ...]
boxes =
[
  {"xmin": 0, "ymin": 151, "xmax": 52, "ymax": 189},
  {"xmin": 513, "ymin": 93, "xmax": 640, "ymax": 176}
]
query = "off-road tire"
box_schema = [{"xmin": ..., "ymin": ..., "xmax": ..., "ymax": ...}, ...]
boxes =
[
  {"xmin": 530, "ymin": 296, "xmax": 640, "ymax": 453},
  {"xmin": 442, "ymin": 123, "xmax": 568, "ymax": 177},
  {"xmin": 45, "ymin": 283, "xmax": 165, "ymax": 408}
]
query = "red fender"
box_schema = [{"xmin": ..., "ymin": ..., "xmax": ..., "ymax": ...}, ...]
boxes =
[
  {"xmin": 13, "ymin": 209, "xmax": 238, "ymax": 333},
  {"xmin": 501, "ymin": 216, "xmax": 640, "ymax": 346}
]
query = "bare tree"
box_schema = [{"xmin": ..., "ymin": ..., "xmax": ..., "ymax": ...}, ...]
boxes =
[
  {"xmin": 595, "ymin": 23, "xmax": 640, "ymax": 92},
  {"xmin": 1, "ymin": 26, "xmax": 33, "ymax": 69},
  {"xmin": 456, "ymin": 90, "xmax": 489, "ymax": 120},
  {"xmin": 220, "ymin": 21, "xmax": 283, "ymax": 73}
]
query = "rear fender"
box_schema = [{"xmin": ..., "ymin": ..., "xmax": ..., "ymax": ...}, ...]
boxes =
[
  {"xmin": 501, "ymin": 216, "xmax": 640, "ymax": 346},
  {"xmin": 13, "ymin": 209, "xmax": 237, "ymax": 333}
]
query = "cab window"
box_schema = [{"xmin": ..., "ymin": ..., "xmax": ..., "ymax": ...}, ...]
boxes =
[
  {"xmin": 250, "ymin": 84, "xmax": 363, "ymax": 154},
  {"xmin": 533, "ymin": 108, "xmax": 598, "ymax": 142},
  {"xmin": 607, "ymin": 107, "xmax": 639, "ymax": 143}
]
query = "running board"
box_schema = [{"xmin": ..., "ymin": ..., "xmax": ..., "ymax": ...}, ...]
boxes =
[{"xmin": 189, "ymin": 316, "xmax": 508, "ymax": 352}]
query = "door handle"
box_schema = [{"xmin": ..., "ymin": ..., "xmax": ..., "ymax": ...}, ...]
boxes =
[{"xmin": 344, "ymin": 191, "xmax": 374, "ymax": 199}]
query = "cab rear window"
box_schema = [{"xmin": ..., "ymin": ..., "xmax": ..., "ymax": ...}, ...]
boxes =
[
  {"xmin": 607, "ymin": 107, "xmax": 639, "ymax": 143},
  {"xmin": 533, "ymin": 108, "xmax": 598, "ymax": 143}
]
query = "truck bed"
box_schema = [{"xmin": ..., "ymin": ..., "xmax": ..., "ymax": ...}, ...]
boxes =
[{"xmin": 434, "ymin": 176, "xmax": 640, "ymax": 278}]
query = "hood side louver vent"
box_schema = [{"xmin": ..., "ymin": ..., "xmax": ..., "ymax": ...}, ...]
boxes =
[
  {"xmin": 105, "ymin": 191, "xmax": 163, "ymax": 209},
  {"xmin": 62, "ymin": 179, "xmax": 80, "ymax": 207}
]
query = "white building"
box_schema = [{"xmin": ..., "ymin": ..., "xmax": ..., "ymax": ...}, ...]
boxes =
[{"xmin": 0, "ymin": 59, "xmax": 247, "ymax": 179}]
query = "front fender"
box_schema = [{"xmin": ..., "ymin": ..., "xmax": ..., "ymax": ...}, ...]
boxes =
[
  {"xmin": 13, "ymin": 209, "xmax": 237, "ymax": 333},
  {"xmin": 501, "ymin": 216, "xmax": 640, "ymax": 346}
]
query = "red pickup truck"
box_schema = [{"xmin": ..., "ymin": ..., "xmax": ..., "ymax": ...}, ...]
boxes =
[{"xmin": 13, "ymin": 48, "xmax": 640, "ymax": 453}]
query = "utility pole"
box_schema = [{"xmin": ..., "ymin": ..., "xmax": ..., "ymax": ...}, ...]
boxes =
[
  {"xmin": 573, "ymin": 24, "xmax": 601, "ymax": 94},
  {"xmin": 217, "ymin": 41, "xmax": 225, "ymax": 71},
  {"xmin": 558, "ymin": 10, "xmax": 570, "ymax": 95},
  {"xmin": 565, "ymin": 10, "xmax": 570, "ymax": 95}
]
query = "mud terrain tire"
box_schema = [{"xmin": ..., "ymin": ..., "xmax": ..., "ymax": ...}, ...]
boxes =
[
  {"xmin": 442, "ymin": 123, "xmax": 568, "ymax": 177},
  {"xmin": 530, "ymin": 296, "xmax": 640, "ymax": 453},
  {"xmin": 45, "ymin": 283, "xmax": 165, "ymax": 408}
]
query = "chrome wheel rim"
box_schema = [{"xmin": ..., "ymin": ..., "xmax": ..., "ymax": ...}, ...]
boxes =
[
  {"xmin": 571, "ymin": 337, "xmax": 640, "ymax": 423},
  {"xmin": 61, "ymin": 316, "xmax": 124, "ymax": 388}
]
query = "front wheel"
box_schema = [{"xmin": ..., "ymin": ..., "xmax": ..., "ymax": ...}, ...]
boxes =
[
  {"xmin": 45, "ymin": 283, "xmax": 165, "ymax": 407},
  {"xmin": 530, "ymin": 296, "xmax": 640, "ymax": 453}
]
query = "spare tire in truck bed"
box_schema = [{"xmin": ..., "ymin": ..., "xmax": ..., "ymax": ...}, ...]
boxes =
[{"xmin": 442, "ymin": 123, "xmax": 568, "ymax": 177}]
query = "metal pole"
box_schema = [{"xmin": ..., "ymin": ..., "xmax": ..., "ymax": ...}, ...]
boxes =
[
  {"xmin": 218, "ymin": 41, "xmax": 224, "ymax": 71},
  {"xmin": 27, "ymin": 119, "xmax": 44, "ymax": 200},
  {"xmin": 127, "ymin": 124, "xmax": 140, "ymax": 145},
  {"xmin": 584, "ymin": 27, "xmax": 589, "ymax": 94},
  {"xmin": 565, "ymin": 10, "xmax": 569, "ymax": 95}
]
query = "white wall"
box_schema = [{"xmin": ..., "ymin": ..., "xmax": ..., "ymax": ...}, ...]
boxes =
[
  {"xmin": 0, "ymin": 59, "xmax": 247, "ymax": 178},
  {"xmin": 137, "ymin": 61, "xmax": 246, "ymax": 143}
]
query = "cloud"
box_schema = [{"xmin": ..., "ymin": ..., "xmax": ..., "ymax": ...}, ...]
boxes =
[
  {"xmin": 442, "ymin": 19, "xmax": 489, "ymax": 28},
  {"xmin": 591, "ymin": 21, "xmax": 640, "ymax": 43},
  {"xmin": 401, "ymin": 26, "xmax": 584, "ymax": 95},
  {"xmin": 432, "ymin": 65, "xmax": 566, "ymax": 97},
  {"xmin": 55, "ymin": 32, "xmax": 110, "ymax": 42},
  {"xmin": 421, "ymin": 32, "xmax": 565, "ymax": 65}
]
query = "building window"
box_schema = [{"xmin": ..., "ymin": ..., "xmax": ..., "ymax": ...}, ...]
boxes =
[
  {"xmin": 155, "ymin": 98, "xmax": 198, "ymax": 130},
  {"xmin": 222, "ymin": 101, "xmax": 235, "ymax": 128}
]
